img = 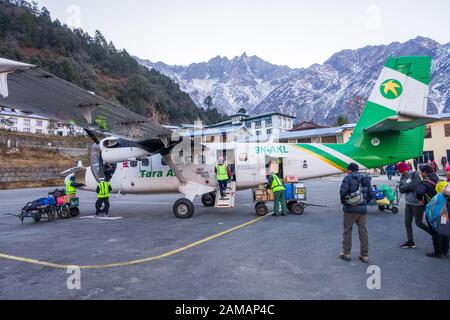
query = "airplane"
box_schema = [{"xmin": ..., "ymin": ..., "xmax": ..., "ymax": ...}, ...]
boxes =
[{"xmin": 0, "ymin": 56, "xmax": 437, "ymax": 218}]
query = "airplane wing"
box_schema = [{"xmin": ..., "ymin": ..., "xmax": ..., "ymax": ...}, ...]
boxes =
[
  {"xmin": 0, "ymin": 57, "xmax": 172, "ymax": 140},
  {"xmin": 364, "ymin": 111, "xmax": 439, "ymax": 134}
]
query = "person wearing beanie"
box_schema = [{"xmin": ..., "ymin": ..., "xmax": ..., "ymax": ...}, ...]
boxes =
[
  {"xmin": 446, "ymin": 165, "xmax": 450, "ymax": 183},
  {"xmin": 417, "ymin": 164, "xmax": 446, "ymax": 259},
  {"xmin": 339, "ymin": 163, "xmax": 374, "ymax": 264},
  {"xmin": 399, "ymin": 162, "xmax": 429, "ymax": 249}
]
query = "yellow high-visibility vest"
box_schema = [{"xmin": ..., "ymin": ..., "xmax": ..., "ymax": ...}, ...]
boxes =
[
  {"xmin": 271, "ymin": 174, "xmax": 285, "ymax": 193},
  {"xmin": 216, "ymin": 163, "xmax": 229, "ymax": 181},
  {"xmin": 66, "ymin": 180, "xmax": 76, "ymax": 195},
  {"xmin": 98, "ymin": 181, "xmax": 110, "ymax": 199}
]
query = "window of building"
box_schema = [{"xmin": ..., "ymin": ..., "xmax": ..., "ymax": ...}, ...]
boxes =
[
  {"xmin": 23, "ymin": 119, "xmax": 31, "ymax": 126},
  {"xmin": 321, "ymin": 136, "xmax": 338, "ymax": 144},
  {"xmin": 445, "ymin": 124, "xmax": 450, "ymax": 137},
  {"xmin": 297, "ymin": 138, "xmax": 312, "ymax": 143},
  {"xmin": 424, "ymin": 126, "xmax": 432, "ymax": 139},
  {"xmin": 23, "ymin": 128, "xmax": 31, "ymax": 133},
  {"xmin": 48, "ymin": 130, "xmax": 54, "ymax": 135},
  {"xmin": 36, "ymin": 120, "xmax": 43, "ymax": 127},
  {"xmin": 11, "ymin": 127, "xmax": 17, "ymax": 132},
  {"xmin": 266, "ymin": 118, "xmax": 272, "ymax": 127},
  {"xmin": 256, "ymin": 130, "xmax": 261, "ymax": 136},
  {"xmin": 9, "ymin": 118, "xmax": 18, "ymax": 125},
  {"xmin": 36, "ymin": 129, "xmax": 43, "ymax": 135},
  {"xmin": 246, "ymin": 122, "xmax": 252, "ymax": 129},
  {"xmin": 267, "ymin": 129, "xmax": 272, "ymax": 135},
  {"xmin": 416, "ymin": 151, "xmax": 435, "ymax": 165},
  {"xmin": 141, "ymin": 158, "xmax": 150, "ymax": 167},
  {"xmin": 256, "ymin": 121, "xmax": 262, "ymax": 129}
]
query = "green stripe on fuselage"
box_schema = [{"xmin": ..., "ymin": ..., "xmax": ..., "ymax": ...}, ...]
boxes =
[{"xmin": 296, "ymin": 144, "xmax": 349, "ymax": 171}]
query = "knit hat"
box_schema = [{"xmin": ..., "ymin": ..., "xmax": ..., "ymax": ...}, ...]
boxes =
[
  {"xmin": 347, "ymin": 163, "xmax": 359, "ymax": 172},
  {"xmin": 419, "ymin": 164, "xmax": 433, "ymax": 175},
  {"xmin": 446, "ymin": 165, "xmax": 450, "ymax": 173},
  {"xmin": 398, "ymin": 162, "xmax": 410, "ymax": 174}
]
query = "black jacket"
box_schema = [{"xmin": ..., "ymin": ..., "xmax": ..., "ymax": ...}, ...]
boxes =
[
  {"xmin": 416, "ymin": 172, "xmax": 439, "ymax": 206},
  {"xmin": 340, "ymin": 172, "xmax": 374, "ymax": 214}
]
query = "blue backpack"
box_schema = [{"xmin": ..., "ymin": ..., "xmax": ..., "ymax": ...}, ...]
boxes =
[{"xmin": 426, "ymin": 194, "xmax": 450, "ymax": 237}]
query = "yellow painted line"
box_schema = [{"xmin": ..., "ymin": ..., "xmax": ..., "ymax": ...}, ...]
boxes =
[
  {"xmin": 293, "ymin": 145, "xmax": 346, "ymax": 172},
  {"xmin": 0, "ymin": 215, "xmax": 268, "ymax": 270}
]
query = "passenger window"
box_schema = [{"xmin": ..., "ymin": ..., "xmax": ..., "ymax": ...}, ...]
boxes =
[
  {"xmin": 161, "ymin": 157, "xmax": 168, "ymax": 166},
  {"xmin": 130, "ymin": 160, "xmax": 138, "ymax": 168},
  {"xmin": 141, "ymin": 158, "xmax": 150, "ymax": 167}
]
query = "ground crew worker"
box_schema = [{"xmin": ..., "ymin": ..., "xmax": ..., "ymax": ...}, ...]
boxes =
[
  {"xmin": 215, "ymin": 157, "xmax": 231, "ymax": 199},
  {"xmin": 65, "ymin": 175, "xmax": 83, "ymax": 201},
  {"xmin": 267, "ymin": 171, "xmax": 287, "ymax": 217},
  {"xmin": 96, "ymin": 178, "xmax": 112, "ymax": 217}
]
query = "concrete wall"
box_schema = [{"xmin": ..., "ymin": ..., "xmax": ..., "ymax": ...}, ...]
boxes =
[
  {"xmin": 0, "ymin": 167, "xmax": 66, "ymax": 183},
  {"xmin": 0, "ymin": 130, "xmax": 91, "ymax": 149}
]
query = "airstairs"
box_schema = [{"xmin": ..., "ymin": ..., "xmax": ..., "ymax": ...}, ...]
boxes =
[{"xmin": 215, "ymin": 181, "xmax": 236, "ymax": 209}]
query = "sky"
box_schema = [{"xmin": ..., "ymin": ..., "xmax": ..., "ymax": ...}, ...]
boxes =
[{"xmin": 36, "ymin": 0, "xmax": 450, "ymax": 68}]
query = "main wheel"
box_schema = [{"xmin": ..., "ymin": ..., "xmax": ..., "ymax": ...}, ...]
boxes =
[
  {"xmin": 70, "ymin": 207, "xmax": 80, "ymax": 217},
  {"xmin": 391, "ymin": 207, "xmax": 399, "ymax": 214},
  {"xmin": 201, "ymin": 193, "xmax": 216, "ymax": 207},
  {"xmin": 173, "ymin": 199, "xmax": 195, "ymax": 219},
  {"xmin": 290, "ymin": 203, "xmax": 305, "ymax": 215},
  {"xmin": 58, "ymin": 206, "xmax": 71, "ymax": 219},
  {"xmin": 255, "ymin": 203, "xmax": 269, "ymax": 216}
]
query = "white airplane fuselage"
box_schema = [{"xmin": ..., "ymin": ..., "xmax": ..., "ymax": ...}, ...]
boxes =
[{"xmin": 80, "ymin": 143, "xmax": 350, "ymax": 196}]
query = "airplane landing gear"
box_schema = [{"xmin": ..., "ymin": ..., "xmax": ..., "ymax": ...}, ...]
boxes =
[
  {"xmin": 173, "ymin": 198, "xmax": 195, "ymax": 219},
  {"xmin": 201, "ymin": 192, "xmax": 216, "ymax": 207}
]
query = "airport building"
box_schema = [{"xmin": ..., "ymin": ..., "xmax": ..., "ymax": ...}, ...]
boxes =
[
  {"xmin": 207, "ymin": 111, "xmax": 295, "ymax": 136},
  {"xmin": 0, "ymin": 107, "xmax": 85, "ymax": 136}
]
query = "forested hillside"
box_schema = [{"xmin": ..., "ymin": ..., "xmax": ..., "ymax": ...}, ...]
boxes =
[{"xmin": 0, "ymin": 0, "xmax": 226, "ymax": 125}]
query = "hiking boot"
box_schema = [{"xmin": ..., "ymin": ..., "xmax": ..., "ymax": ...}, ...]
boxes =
[
  {"xmin": 359, "ymin": 256, "xmax": 369, "ymax": 264},
  {"xmin": 339, "ymin": 253, "xmax": 352, "ymax": 261},
  {"xmin": 400, "ymin": 241, "xmax": 416, "ymax": 249},
  {"xmin": 426, "ymin": 252, "xmax": 446, "ymax": 260}
]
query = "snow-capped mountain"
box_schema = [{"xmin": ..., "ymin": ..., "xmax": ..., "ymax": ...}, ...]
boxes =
[
  {"xmin": 136, "ymin": 53, "xmax": 297, "ymax": 115},
  {"xmin": 254, "ymin": 36, "xmax": 450, "ymax": 124},
  {"xmin": 137, "ymin": 37, "xmax": 449, "ymax": 125}
]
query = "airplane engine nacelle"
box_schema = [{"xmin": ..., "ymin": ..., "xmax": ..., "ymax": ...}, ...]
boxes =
[{"xmin": 99, "ymin": 137, "xmax": 150, "ymax": 163}]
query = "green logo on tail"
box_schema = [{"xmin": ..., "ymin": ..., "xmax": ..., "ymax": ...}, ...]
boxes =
[{"xmin": 380, "ymin": 79, "xmax": 403, "ymax": 100}]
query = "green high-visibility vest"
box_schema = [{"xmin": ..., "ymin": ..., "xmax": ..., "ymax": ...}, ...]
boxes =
[
  {"xmin": 271, "ymin": 174, "xmax": 285, "ymax": 193},
  {"xmin": 66, "ymin": 180, "xmax": 76, "ymax": 195},
  {"xmin": 216, "ymin": 163, "xmax": 229, "ymax": 181},
  {"xmin": 98, "ymin": 181, "xmax": 110, "ymax": 199}
]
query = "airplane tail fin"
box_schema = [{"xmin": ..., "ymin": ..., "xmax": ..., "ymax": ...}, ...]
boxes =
[{"xmin": 330, "ymin": 56, "xmax": 434, "ymax": 169}]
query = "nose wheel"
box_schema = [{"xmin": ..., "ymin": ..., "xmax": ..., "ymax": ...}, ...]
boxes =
[{"xmin": 173, "ymin": 198, "xmax": 195, "ymax": 219}]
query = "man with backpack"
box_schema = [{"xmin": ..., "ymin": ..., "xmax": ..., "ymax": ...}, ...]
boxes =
[
  {"xmin": 418, "ymin": 165, "xmax": 449, "ymax": 259},
  {"xmin": 339, "ymin": 163, "xmax": 374, "ymax": 263},
  {"xmin": 398, "ymin": 162, "xmax": 430, "ymax": 249}
]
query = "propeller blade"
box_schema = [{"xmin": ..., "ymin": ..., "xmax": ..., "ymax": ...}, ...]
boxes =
[{"xmin": 84, "ymin": 128, "xmax": 100, "ymax": 145}]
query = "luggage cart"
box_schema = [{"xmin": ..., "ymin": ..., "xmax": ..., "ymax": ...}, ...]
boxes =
[
  {"xmin": 370, "ymin": 184, "xmax": 402, "ymax": 214},
  {"xmin": 252, "ymin": 183, "xmax": 327, "ymax": 216},
  {"xmin": 6, "ymin": 198, "xmax": 58, "ymax": 224}
]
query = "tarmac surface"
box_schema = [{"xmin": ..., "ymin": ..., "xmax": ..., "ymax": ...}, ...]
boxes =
[{"xmin": 0, "ymin": 175, "xmax": 449, "ymax": 300}]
